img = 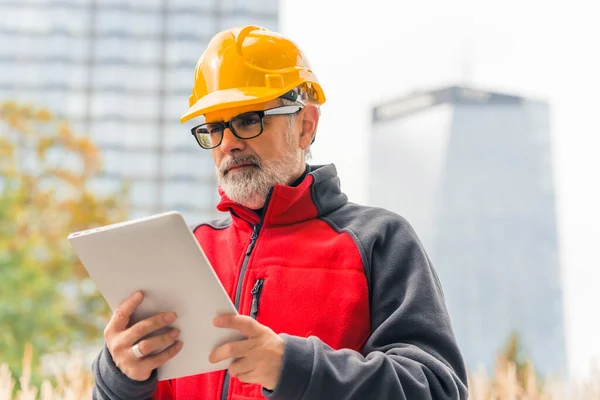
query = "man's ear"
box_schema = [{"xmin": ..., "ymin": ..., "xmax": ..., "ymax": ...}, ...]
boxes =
[{"xmin": 299, "ymin": 105, "xmax": 319, "ymax": 150}]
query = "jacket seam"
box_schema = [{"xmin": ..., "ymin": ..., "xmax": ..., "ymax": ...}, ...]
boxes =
[
  {"xmin": 318, "ymin": 216, "xmax": 372, "ymax": 297},
  {"xmin": 191, "ymin": 221, "xmax": 232, "ymax": 234},
  {"xmin": 307, "ymin": 175, "xmax": 323, "ymax": 217}
]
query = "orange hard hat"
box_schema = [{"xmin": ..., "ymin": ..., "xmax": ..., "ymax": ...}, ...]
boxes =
[{"xmin": 180, "ymin": 25, "xmax": 326, "ymax": 123}]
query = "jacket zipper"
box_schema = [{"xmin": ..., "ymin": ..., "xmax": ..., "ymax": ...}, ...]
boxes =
[
  {"xmin": 250, "ymin": 279, "xmax": 264, "ymax": 320},
  {"xmin": 221, "ymin": 223, "xmax": 261, "ymax": 400}
]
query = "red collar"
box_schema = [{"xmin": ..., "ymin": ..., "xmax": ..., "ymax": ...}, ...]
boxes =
[{"xmin": 216, "ymin": 164, "xmax": 347, "ymax": 227}]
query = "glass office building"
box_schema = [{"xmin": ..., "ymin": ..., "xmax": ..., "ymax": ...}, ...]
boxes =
[
  {"xmin": 369, "ymin": 85, "xmax": 566, "ymax": 376},
  {"xmin": 0, "ymin": 0, "xmax": 278, "ymax": 222}
]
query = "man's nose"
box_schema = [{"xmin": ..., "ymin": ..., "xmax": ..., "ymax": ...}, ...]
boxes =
[{"xmin": 219, "ymin": 128, "xmax": 245, "ymax": 154}]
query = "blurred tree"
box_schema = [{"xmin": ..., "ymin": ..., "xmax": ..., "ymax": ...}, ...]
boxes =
[{"xmin": 0, "ymin": 102, "xmax": 127, "ymax": 381}]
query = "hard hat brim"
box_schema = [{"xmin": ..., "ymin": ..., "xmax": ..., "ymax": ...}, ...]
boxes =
[{"xmin": 180, "ymin": 86, "xmax": 295, "ymax": 124}]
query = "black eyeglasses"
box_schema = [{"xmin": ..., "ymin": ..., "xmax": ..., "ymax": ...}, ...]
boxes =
[{"xmin": 190, "ymin": 105, "xmax": 303, "ymax": 149}]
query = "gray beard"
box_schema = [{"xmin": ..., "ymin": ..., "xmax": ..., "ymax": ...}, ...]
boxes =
[{"xmin": 216, "ymin": 147, "xmax": 301, "ymax": 209}]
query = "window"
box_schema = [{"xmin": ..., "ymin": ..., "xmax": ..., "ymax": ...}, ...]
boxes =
[
  {"xmin": 221, "ymin": 0, "xmax": 278, "ymax": 13},
  {"xmin": 20, "ymin": 36, "xmax": 51, "ymax": 59},
  {"xmin": 120, "ymin": 0, "xmax": 163, "ymax": 9},
  {"xmin": 120, "ymin": 150, "xmax": 159, "ymax": 177},
  {"xmin": 51, "ymin": 7, "xmax": 89, "ymax": 35},
  {"xmin": 90, "ymin": 93, "xmax": 128, "ymax": 119},
  {"xmin": 123, "ymin": 121, "xmax": 160, "ymax": 148},
  {"xmin": 226, "ymin": 15, "xmax": 276, "ymax": 31},
  {"xmin": 65, "ymin": 65, "xmax": 88, "ymax": 88},
  {"xmin": 96, "ymin": 9, "xmax": 130, "ymax": 35},
  {"xmin": 164, "ymin": 95, "xmax": 189, "ymax": 119},
  {"xmin": 102, "ymin": 149, "xmax": 159, "ymax": 178},
  {"xmin": 94, "ymin": 38, "xmax": 129, "ymax": 63},
  {"xmin": 45, "ymin": 62, "xmax": 74, "ymax": 88},
  {"xmin": 129, "ymin": 181, "xmax": 158, "ymax": 207},
  {"xmin": 125, "ymin": 94, "xmax": 160, "ymax": 119},
  {"xmin": 89, "ymin": 121, "xmax": 126, "ymax": 147},
  {"xmin": 254, "ymin": 0, "xmax": 279, "ymax": 12},
  {"xmin": 166, "ymin": 13, "xmax": 215, "ymax": 39},
  {"xmin": 129, "ymin": 12, "xmax": 162, "ymax": 36},
  {"xmin": 71, "ymin": 121, "xmax": 87, "ymax": 137},
  {"xmin": 91, "ymin": 64, "xmax": 129, "ymax": 89},
  {"xmin": 125, "ymin": 67, "xmax": 161, "ymax": 92},
  {"xmin": 123, "ymin": 121, "xmax": 160, "ymax": 149},
  {"xmin": 0, "ymin": 89, "xmax": 36, "ymax": 105},
  {"xmin": 0, "ymin": 8, "xmax": 52, "ymax": 33},
  {"xmin": 87, "ymin": 176, "xmax": 122, "ymax": 196},
  {"xmin": 0, "ymin": 35, "xmax": 88, "ymax": 62},
  {"xmin": 163, "ymin": 150, "xmax": 209, "ymax": 179},
  {"xmin": 165, "ymin": 67, "xmax": 194, "ymax": 91},
  {"xmin": 1, "ymin": 63, "xmax": 26, "ymax": 87},
  {"xmin": 44, "ymin": 147, "xmax": 85, "ymax": 174},
  {"xmin": 99, "ymin": 148, "xmax": 123, "ymax": 175},
  {"xmin": 33, "ymin": 90, "xmax": 70, "ymax": 115},
  {"xmin": 162, "ymin": 181, "xmax": 215, "ymax": 209},
  {"xmin": 49, "ymin": 35, "xmax": 88, "ymax": 61},
  {"xmin": 168, "ymin": 0, "xmax": 210, "ymax": 9},
  {"xmin": 129, "ymin": 39, "xmax": 161, "ymax": 64},
  {"xmin": 162, "ymin": 121, "xmax": 195, "ymax": 150},
  {"xmin": 64, "ymin": 93, "xmax": 88, "ymax": 119},
  {"xmin": 165, "ymin": 40, "xmax": 203, "ymax": 67},
  {"xmin": 13, "ymin": 35, "xmax": 85, "ymax": 61},
  {"xmin": 0, "ymin": 34, "xmax": 18, "ymax": 59}
]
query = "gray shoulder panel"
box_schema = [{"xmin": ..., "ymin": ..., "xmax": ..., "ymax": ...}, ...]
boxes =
[
  {"xmin": 320, "ymin": 202, "xmax": 421, "ymax": 293},
  {"xmin": 189, "ymin": 214, "xmax": 232, "ymax": 234},
  {"xmin": 271, "ymin": 202, "xmax": 469, "ymax": 398},
  {"xmin": 308, "ymin": 164, "xmax": 348, "ymax": 217}
]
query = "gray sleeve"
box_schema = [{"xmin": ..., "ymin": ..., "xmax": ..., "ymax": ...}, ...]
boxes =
[
  {"xmin": 264, "ymin": 210, "xmax": 468, "ymax": 399},
  {"xmin": 92, "ymin": 345, "xmax": 157, "ymax": 400}
]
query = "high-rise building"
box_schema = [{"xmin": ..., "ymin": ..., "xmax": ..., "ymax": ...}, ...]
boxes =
[
  {"xmin": 0, "ymin": 0, "xmax": 278, "ymax": 222},
  {"xmin": 369, "ymin": 85, "xmax": 566, "ymax": 376}
]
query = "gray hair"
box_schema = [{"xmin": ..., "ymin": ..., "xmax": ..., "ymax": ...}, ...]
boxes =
[{"xmin": 280, "ymin": 83, "xmax": 321, "ymax": 161}]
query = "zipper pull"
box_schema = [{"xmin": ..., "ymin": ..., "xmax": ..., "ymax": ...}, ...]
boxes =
[
  {"xmin": 250, "ymin": 224, "xmax": 260, "ymax": 240},
  {"xmin": 250, "ymin": 279, "xmax": 264, "ymax": 319},
  {"xmin": 246, "ymin": 224, "xmax": 261, "ymax": 255}
]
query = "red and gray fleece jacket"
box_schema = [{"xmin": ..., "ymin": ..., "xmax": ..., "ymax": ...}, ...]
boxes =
[{"xmin": 92, "ymin": 164, "xmax": 468, "ymax": 400}]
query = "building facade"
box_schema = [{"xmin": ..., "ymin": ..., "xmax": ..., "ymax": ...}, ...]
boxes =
[
  {"xmin": 0, "ymin": 0, "xmax": 278, "ymax": 222},
  {"xmin": 369, "ymin": 85, "xmax": 566, "ymax": 376}
]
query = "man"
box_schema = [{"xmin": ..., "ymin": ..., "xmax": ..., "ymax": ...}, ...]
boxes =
[{"xmin": 92, "ymin": 25, "xmax": 468, "ymax": 399}]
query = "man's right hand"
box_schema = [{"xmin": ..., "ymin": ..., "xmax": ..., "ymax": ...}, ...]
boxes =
[{"xmin": 104, "ymin": 291, "xmax": 184, "ymax": 381}]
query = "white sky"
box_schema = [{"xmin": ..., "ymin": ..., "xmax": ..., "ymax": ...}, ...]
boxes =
[{"xmin": 281, "ymin": 0, "xmax": 600, "ymax": 380}]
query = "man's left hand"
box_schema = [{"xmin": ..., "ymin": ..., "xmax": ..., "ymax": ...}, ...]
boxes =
[{"xmin": 209, "ymin": 315, "xmax": 284, "ymax": 391}]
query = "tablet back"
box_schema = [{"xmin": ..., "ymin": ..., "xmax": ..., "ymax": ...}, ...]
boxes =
[{"xmin": 68, "ymin": 211, "xmax": 242, "ymax": 380}]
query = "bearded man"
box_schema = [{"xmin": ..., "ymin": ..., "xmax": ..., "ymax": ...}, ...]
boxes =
[{"xmin": 92, "ymin": 25, "xmax": 468, "ymax": 400}]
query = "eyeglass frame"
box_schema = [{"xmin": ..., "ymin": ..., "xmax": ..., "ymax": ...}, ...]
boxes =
[{"xmin": 190, "ymin": 104, "xmax": 304, "ymax": 149}]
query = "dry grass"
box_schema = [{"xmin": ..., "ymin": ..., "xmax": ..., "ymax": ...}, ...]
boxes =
[
  {"xmin": 0, "ymin": 346, "xmax": 599, "ymax": 399},
  {"xmin": 0, "ymin": 345, "xmax": 92, "ymax": 400},
  {"xmin": 468, "ymin": 355, "xmax": 600, "ymax": 399}
]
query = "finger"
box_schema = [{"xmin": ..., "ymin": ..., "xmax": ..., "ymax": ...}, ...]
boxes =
[
  {"xmin": 105, "ymin": 291, "xmax": 144, "ymax": 337},
  {"xmin": 213, "ymin": 315, "xmax": 263, "ymax": 338},
  {"xmin": 228, "ymin": 357, "xmax": 256, "ymax": 380},
  {"xmin": 141, "ymin": 341, "xmax": 184, "ymax": 371},
  {"xmin": 209, "ymin": 338, "xmax": 259, "ymax": 364},
  {"xmin": 236, "ymin": 369, "xmax": 260, "ymax": 386},
  {"xmin": 121, "ymin": 312, "xmax": 177, "ymax": 347},
  {"xmin": 135, "ymin": 328, "xmax": 180, "ymax": 358}
]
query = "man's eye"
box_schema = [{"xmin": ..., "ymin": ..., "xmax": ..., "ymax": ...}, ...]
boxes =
[
  {"xmin": 206, "ymin": 125, "xmax": 221, "ymax": 134},
  {"xmin": 240, "ymin": 115, "xmax": 260, "ymax": 125}
]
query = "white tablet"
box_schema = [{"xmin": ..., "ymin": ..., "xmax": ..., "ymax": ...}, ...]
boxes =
[{"xmin": 68, "ymin": 211, "xmax": 242, "ymax": 381}]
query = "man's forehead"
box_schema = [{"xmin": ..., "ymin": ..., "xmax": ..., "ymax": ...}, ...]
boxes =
[{"xmin": 204, "ymin": 99, "xmax": 281, "ymax": 123}]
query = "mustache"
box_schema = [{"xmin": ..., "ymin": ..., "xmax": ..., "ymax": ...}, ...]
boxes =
[{"xmin": 219, "ymin": 155, "xmax": 262, "ymax": 175}]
